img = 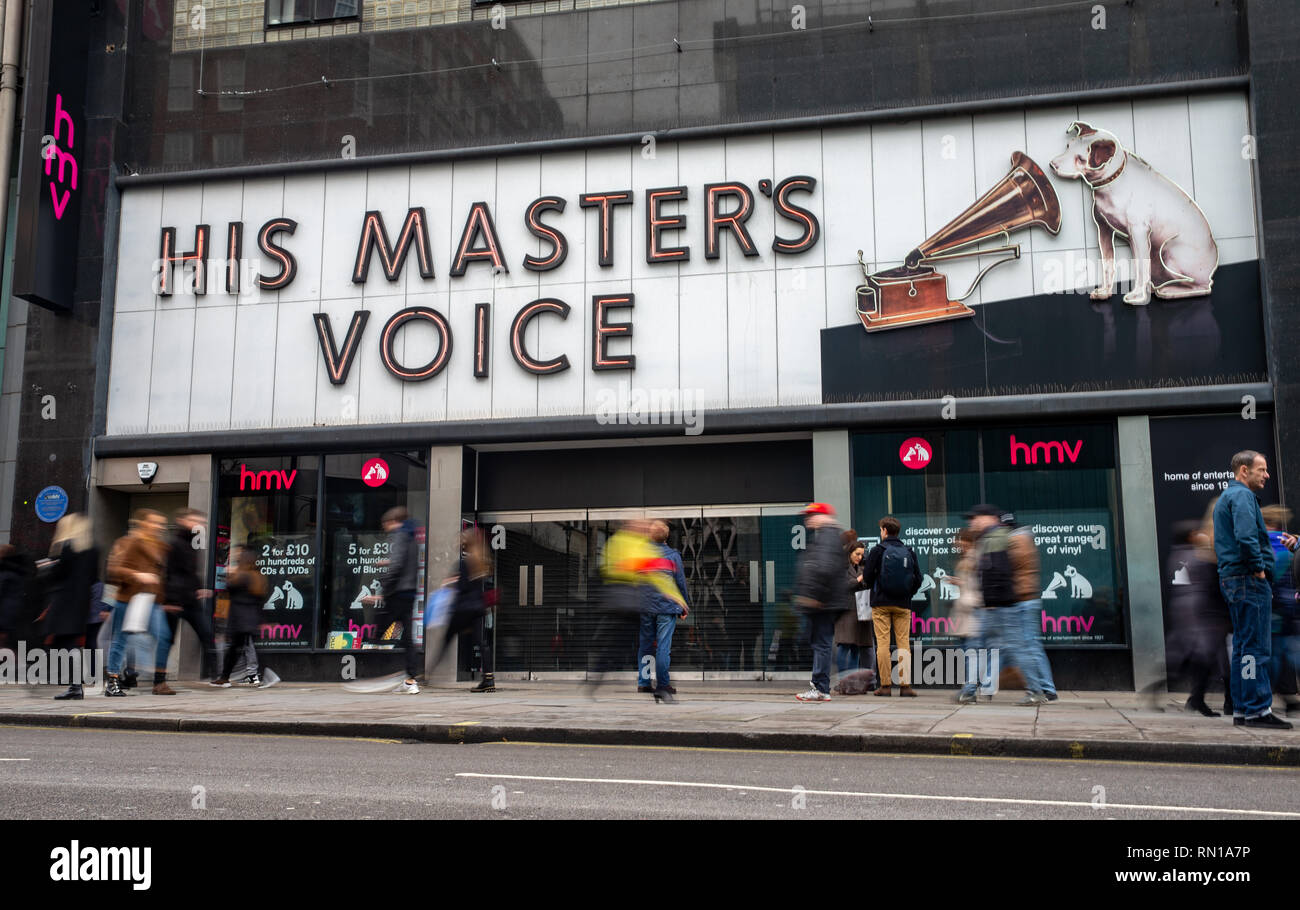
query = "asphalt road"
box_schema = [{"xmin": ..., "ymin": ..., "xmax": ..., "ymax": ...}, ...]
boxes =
[{"xmin": 1, "ymin": 724, "xmax": 1298, "ymax": 820}]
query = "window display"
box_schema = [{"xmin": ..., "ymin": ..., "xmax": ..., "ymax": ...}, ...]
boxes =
[{"xmin": 852, "ymin": 423, "xmax": 1125, "ymax": 648}]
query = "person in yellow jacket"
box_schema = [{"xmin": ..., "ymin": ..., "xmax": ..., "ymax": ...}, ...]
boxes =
[{"xmin": 590, "ymin": 520, "xmax": 684, "ymax": 702}]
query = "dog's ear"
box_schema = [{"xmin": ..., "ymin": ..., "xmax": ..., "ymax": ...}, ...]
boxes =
[
  {"xmin": 1068, "ymin": 121, "xmax": 1098, "ymax": 138},
  {"xmin": 1087, "ymin": 138, "xmax": 1117, "ymax": 169}
]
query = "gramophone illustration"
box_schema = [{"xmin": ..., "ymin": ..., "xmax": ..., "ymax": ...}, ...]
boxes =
[{"xmin": 855, "ymin": 152, "xmax": 1062, "ymax": 332}]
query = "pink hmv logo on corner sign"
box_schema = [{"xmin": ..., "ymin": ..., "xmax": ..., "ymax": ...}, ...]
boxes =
[
  {"xmin": 899, "ymin": 438, "xmax": 932, "ymax": 470},
  {"xmin": 362, "ymin": 458, "xmax": 389, "ymax": 487}
]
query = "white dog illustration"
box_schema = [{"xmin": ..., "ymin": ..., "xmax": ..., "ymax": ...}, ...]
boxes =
[
  {"xmin": 1064, "ymin": 565, "xmax": 1093, "ymax": 599},
  {"xmin": 1050, "ymin": 121, "xmax": 1217, "ymax": 306},
  {"xmin": 932, "ymin": 566, "xmax": 959, "ymax": 601}
]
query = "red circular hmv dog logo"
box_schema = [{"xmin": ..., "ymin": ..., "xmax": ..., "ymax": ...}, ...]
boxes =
[
  {"xmin": 899, "ymin": 438, "xmax": 932, "ymax": 470},
  {"xmin": 361, "ymin": 458, "xmax": 389, "ymax": 487}
]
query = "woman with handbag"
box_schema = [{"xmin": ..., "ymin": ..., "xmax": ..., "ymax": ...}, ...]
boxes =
[
  {"xmin": 211, "ymin": 547, "xmax": 268, "ymax": 687},
  {"xmin": 833, "ymin": 541, "xmax": 874, "ymax": 689},
  {"xmin": 104, "ymin": 509, "xmax": 168, "ymax": 697},
  {"xmin": 37, "ymin": 513, "xmax": 100, "ymax": 700}
]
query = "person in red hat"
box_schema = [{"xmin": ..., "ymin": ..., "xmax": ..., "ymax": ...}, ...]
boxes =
[{"xmin": 793, "ymin": 503, "xmax": 853, "ymax": 701}]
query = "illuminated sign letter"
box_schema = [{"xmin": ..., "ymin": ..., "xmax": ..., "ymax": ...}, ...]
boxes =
[
  {"xmin": 352, "ymin": 208, "xmax": 435, "ymax": 283},
  {"xmin": 450, "ymin": 202, "xmax": 507, "ymax": 277},
  {"xmin": 312, "ymin": 310, "xmax": 370, "ymax": 385},
  {"xmin": 381, "ymin": 307, "xmax": 453, "ymax": 381},
  {"xmin": 158, "ymin": 225, "xmax": 210, "ymax": 296},
  {"xmin": 473, "ymin": 303, "xmax": 491, "ymax": 378},
  {"xmin": 772, "ymin": 175, "xmax": 820, "ymax": 254},
  {"xmin": 704, "ymin": 183, "xmax": 757, "ymax": 260},
  {"xmin": 579, "ymin": 191, "xmax": 633, "ymax": 267},
  {"xmin": 645, "ymin": 186, "xmax": 689, "ymax": 263},
  {"xmin": 592, "ymin": 294, "xmax": 635, "ymax": 371},
  {"xmin": 257, "ymin": 218, "xmax": 298, "ymax": 290},
  {"xmin": 523, "ymin": 196, "xmax": 568, "ymax": 272},
  {"xmin": 510, "ymin": 299, "xmax": 571, "ymax": 375}
]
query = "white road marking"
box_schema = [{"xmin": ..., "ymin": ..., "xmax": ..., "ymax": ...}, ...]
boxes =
[
  {"xmin": 0, "ymin": 758, "xmax": 31, "ymax": 761},
  {"xmin": 454, "ymin": 772, "xmax": 1300, "ymax": 817}
]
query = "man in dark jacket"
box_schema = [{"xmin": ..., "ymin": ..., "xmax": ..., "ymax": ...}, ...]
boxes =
[
  {"xmin": 859, "ymin": 515, "xmax": 923, "ymax": 696},
  {"xmin": 377, "ymin": 507, "xmax": 422, "ymax": 693},
  {"xmin": 793, "ymin": 503, "xmax": 853, "ymax": 702},
  {"xmin": 160, "ymin": 509, "xmax": 217, "ymax": 686},
  {"xmin": 1214, "ymin": 450, "xmax": 1292, "ymax": 728}
]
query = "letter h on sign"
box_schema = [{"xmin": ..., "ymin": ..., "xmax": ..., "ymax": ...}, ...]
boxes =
[{"xmin": 46, "ymin": 93, "xmax": 77, "ymax": 220}]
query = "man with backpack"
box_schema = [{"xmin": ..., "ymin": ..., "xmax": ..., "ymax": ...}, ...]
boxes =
[
  {"xmin": 966, "ymin": 504, "xmax": 1054, "ymax": 706},
  {"xmin": 861, "ymin": 516, "xmax": 923, "ymax": 696}
]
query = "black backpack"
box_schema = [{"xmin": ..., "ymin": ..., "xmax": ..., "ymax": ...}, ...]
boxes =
[
  {"xmin": 978, "ymin": 526, "xmax": 1017, "ymax": 607},
  {"xmin": 878, "ymin": 544, "xmax": 917, "ymax": 602}
]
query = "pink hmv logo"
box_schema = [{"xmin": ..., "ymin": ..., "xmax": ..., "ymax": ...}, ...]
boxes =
[
  {"xmin": 899, "ymin": 437, "xmax": 932, "ymax": 470},
  {"xmin": 239, "ymin": 465, "xmax": 297, "ymax": 491},
  {"xmin": 362, "ymin": 458, "xmax": 389, "ymax": 487},
  {"xmin": 1009, "ymin": 435, "xmax": 1083, "ymax": 466}
]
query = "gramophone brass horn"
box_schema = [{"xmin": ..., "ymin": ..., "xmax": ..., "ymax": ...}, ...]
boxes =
[{"xmin": 904, "ymin": 152, "xmax": 1062, "ymax": 270}]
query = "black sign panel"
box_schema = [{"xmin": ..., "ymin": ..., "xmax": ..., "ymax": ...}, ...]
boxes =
[
  {"xmin": 12, "ymin": 0, "xmax": 90, "ymax": 310},
  {"xmin": 821, "ymin": 261, "xmax": 1266, "ymax": 402},
  {"xmin": 1149, "ymin": 413, "xmax": 1278, "ymax": 633}
]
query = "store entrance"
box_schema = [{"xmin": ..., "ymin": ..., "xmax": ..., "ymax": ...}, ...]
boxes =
[{"xmin": 477, "ymin": 505, "xmax": 808, "ymax": 680}]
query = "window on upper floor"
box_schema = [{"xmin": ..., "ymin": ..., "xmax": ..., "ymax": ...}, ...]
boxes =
[{"xmin": 266, "ymin": 0, "xmax": 359, "ymax": 28}]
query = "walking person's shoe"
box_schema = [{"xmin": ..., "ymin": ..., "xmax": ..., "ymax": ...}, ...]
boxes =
[
  {"xmin": 121, "ymin": 672, "xmax": 138, "ymax": 690},
  {"xmin": 653, "ymin": 689, "xmax": 676, "ymax": 704},
  {"xmin": 873, "ymin": 686, "xmax": 892, "ymax": 696},
  {"xmin": 1245, "ymin": 712, "xmax": 1293, "ymax": 729},
  {"xmin": 1184, "ymin": 698, "xmax": 1220, "ymax": 718},
  {"xmin": 152, "ymin": 682, "xmax": 177, "ymax": 695},
  {"xmin": 1233, "ymin": 717, "xmax": 1245, "ymax": 726},
  {"xmin": 661, "ymin": 685, "xmax": 677, "ymax": 695},
  {"xmin": 398, "ymin": 679, "xmax": 420, "ymax": 695},
  {"xmin": 1015, "ymin": 691, "xmax": 1047, "ymax": 706},
  {"xmin": 208, "ymin": 678, "xmax": 231, "ymax": 688},
  {"xmin": 637, "ymin": 685, "xmax": 654, "ymax": 693},
  {"xmin": 258, "ymin": 669, "xmax": 280, "ymax": 688},
  {"xmin": 1044, "ymin": 692, "xmax": 1059, "ymax": 702},
  {"xmin": 956, "ymin": 692, "xmax": 978, "ymax": 705},
  {"xmin": 104, "ymin": 675, "xmax": 127, "ymax": 697},
  {"xmin": 899, "ymin": 685, "xmax": 918, "ymax": 697},
  {"xmin": 54, "ymin": 684, "xmax": 84, "ymax": 701},
  {"xmin": 795, "ymin": 686, "xmax": 831, "ymax": 702},
  {"xmin": 471, "ymin": 674, "xmax": 495, "ymax": 693},
  {"xmin": 1288, "ymin": 702, "xmax": 1300, "ymax": 718},
  {"xmin": 240, "ymin": 674, "xmax": 260, "ymax": 686}
]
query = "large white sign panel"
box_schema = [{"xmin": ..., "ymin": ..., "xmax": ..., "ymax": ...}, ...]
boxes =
[{"xmin": 105, "ymin": 91, "xmax": 1256, "ymax": 436}]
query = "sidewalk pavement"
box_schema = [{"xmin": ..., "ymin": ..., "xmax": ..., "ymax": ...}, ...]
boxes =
[{"xmin": 3, "ymin": 680, "xmax": 1298, "ymax": 766}]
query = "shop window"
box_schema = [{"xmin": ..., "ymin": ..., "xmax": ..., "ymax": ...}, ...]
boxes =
[
  {"xmin": 266, "ymin": 0, "xmax": 359, "ymax": 27},
  {"xmin": 320, "ymin": 451, "xmax": 429, "ymax": 649},
  {"xmin": 851, "ymin": 423, "xmax": 1125, "ymax": 648},
  {"xmin": 215, "ymin": 456, "xmax": 320, "ymax": 649}
]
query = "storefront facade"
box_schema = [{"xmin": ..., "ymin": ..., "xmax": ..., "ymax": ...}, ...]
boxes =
[
  {"xmin": 4, "ymin": 1, "xmax": 1295, "ymax": 691},
  {"xmin": 87, "ymin": 84, "xmax": 1271, "ymax": 689}
]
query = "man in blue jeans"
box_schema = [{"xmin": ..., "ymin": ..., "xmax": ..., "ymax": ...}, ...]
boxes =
[
  {"xmin": 1213, "ymin": 450, "xmax": 1293, "ymax": 728},
  {"xmin": 637, "ymin": 521, "xmax": 689, "ymax": 703}
]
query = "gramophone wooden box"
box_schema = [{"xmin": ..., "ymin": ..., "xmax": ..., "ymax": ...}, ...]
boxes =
[
  {"xmin": 855, "ymin": 151, "xmax": 1062, "ymax": 333},
  {"xmin": 855, "ymin": 264, "xmax": 974, "ymax": 332}
]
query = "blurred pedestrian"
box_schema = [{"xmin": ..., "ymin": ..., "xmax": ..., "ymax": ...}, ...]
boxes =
[
  {"xmin": 1213, "ymin": 450, "xmax": 1291, "ymax": 728},
  {"xmin": 1165, "ymin": 514, "xmax": 1231, "ymax": 716},
  {"xmin": 1263, "ymin": 504, "xmax": 1300, "ymax": 717},
  {"xmin": 156, "ymin": 509, "xmax": 218, "ymax": 689},
  {"xmin": 365, "ymin": 507, "xmax": 424, "ymax": 694},
  {"xmin": 966, "ymin": 504, "xmax": 1051, "ymax": 706},
  {"xmin": 952, "ymin": 527, "xmax": 991, "ymax": 704},
  {"xmin": 792, "ymin": 503, "xmax": 854, "ymax": 702},
  {"xmin": 1003, "ymin": 510, "xmax": 1057, "ymax": 702},
  {"xmin": 592, "ymin": 519, "xmax": 682, "ymax": 702},
  {"xmin": 833, "ymin": 540, "xmax": 874, "ymax": 686},
  {"xmin": 211, "ymin": 547, "xmax": 267, "ymax": 687},
  {"xmin": 104, "ymin": 509, "xmax": 168, "ymax": 697},
  {"xmin": 861, "ymin": 515, "xmax": 923, "ymax": 697},
  {"xmin": 37, "ymin": 514, "xmax": 99, "ymax": 700},
  {"xmin": 637, "ymin": 520, "xmax": 689, "ymax": 703},
  {"xmin": 439, "ymin": 527, "xmax": 497, "ymax": 693}
]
